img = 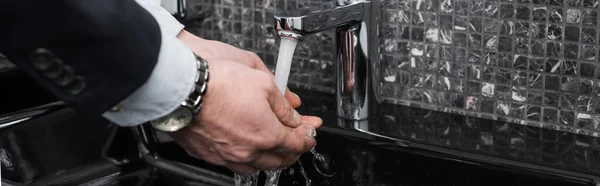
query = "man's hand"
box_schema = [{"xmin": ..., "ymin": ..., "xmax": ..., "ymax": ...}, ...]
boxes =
[
  {"xmin": 168, "ymin": 60, "xmax": 323, "ymax": 175},
  {"xmin": 177, "ymin": 31, "xmax": 302, "ymax": 114}
]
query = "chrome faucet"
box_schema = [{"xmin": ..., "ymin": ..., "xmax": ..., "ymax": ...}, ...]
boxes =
[{"xmin": 274, "ymin": 0, "xmax": 378, "ymax": 120}]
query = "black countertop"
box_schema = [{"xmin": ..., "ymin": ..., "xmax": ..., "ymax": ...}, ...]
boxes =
[{"xmin": 278, "ymin": 87, "xmax": 600, "ymax": 186}]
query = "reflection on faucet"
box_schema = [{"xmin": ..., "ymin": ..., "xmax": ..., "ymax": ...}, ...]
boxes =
[
  {"xmin": 274, "ymin": 0, "xmax": 378, "ymax": 120},
  {"xmin": 342, "ymin": 29, "xmax": 355, "ymax": 94}
]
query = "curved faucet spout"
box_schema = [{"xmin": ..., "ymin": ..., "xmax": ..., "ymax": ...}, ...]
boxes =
[{"xmin": 274, "ymin": 1, "xmax": 368, "ymax": 37}]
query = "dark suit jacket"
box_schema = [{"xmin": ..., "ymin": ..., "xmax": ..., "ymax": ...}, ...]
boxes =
[{"xmin": 0, "ymin": 0, "xmax": 161, "ymax": 116}]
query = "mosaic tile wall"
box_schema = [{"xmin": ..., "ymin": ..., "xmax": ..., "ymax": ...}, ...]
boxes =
[
  {"xmin": 376, "ymin": 0, "xmax": 600, "ymax": 136},
  {"xmin": 186, "ymin": 0, "xmax": 600, "ymax": 136}
]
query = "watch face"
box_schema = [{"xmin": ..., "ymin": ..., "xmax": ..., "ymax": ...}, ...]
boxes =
[{"xmin": 150, "ymin": 107, "xmax": 193, "ymax": 132}]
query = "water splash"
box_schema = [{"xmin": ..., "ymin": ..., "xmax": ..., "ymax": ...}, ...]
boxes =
[
  {"xmin": 310, "ymin": 148, "xmax": 325, "ymax": 163},
  {"xmin": 264, "ymin": 169, "xmax": 283, "ymax": 186},
  {"xmin": 233, "ymin": 150, "xmax": 325, "ymax": 186},
  {"xmin": 306, "ymin": 125, "xmax": 329, "ymax": 174},
  {"xmin": 234, "ymin": 172, "xmax": 259, "ymax": 186}
]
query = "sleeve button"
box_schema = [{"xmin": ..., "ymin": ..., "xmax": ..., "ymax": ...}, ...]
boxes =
[
  {"xmin": 42, "ymin": 58, "xmax": 65, "ymax": 80},
  {"xmin": 65, "ymin": 76, "xmax": 86, "ymax": 95},
  {"xmin": 30, "ymin": 48, "xmax": 54, "ymax": 70},
  {"xmin": 55, "ymin": 66, "xmax": 75, "ymax": 86},
  {"xmin": 109, "ymin": 104, "xmax": 122, "ymax": 112}
]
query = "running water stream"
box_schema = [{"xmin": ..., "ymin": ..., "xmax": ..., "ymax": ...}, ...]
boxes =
[{"xmin": 234, "ymin": 37, "xmax": 326, "ymax": 186}]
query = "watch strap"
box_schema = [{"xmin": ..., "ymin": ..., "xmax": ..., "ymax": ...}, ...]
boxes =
[
  {"xmin": 149, "ymin": 54, "xmax": 209, "ymax": 132},
  {"xmin": 182, "ymin": 54, "xmax": 209, "ymax": 115}
]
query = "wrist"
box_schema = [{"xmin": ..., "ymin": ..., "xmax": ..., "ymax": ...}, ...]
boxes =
[
  {"xmin": 177, "ymin": 30, "xmax": 204, "ymax": 47},
  {"xmin": 176, "ymin": 30, "xmax": 215, "ymax": 59},
  {"xmin": 149, "ymin": 53, "xmax": 210, "ymax": 132}
]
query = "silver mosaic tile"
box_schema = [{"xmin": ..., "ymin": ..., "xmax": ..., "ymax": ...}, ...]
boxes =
[{"xmin": 379, "ymin": 0, "xmax": 600, "ymax": 136}]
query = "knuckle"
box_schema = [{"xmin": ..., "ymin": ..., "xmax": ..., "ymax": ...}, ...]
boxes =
[
  {"xmin": 262, "ymin": 82, "xmax": 277, "ymax": 93},
  {"xmin": 248, "ymin": 52, "xmax": 261, "ymax": 61},
  {"xmin": 279, "ymin": 104, "xmax": 293, "ymax": 118},
  {"xmin": 259, "ymin": 136, "xmax": 279, "ymax": 149},
  {"xmin": 231, "ymin": 150, "xmax": 255, "ymax": 162}
]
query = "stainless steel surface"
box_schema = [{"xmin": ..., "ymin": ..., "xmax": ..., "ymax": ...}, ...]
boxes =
[
  {"xmin": 0, "ymin": 102, "xmax": 65, "ymax": 129},
  {"xmin": 274, "ymin": 0, "xmax": 378, "ymax": 120},
  {"xmin": 274, "ymin": 1, "xmax": 366, "ymax": 36}
]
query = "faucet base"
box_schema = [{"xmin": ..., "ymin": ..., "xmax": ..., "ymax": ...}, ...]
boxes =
[{"xmin": 335, "ymin": 3, "xmax": 374, "ymax": 121}]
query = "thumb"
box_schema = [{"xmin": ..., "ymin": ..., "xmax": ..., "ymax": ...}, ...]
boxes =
[{"xmin": 266, "ymin": 83, "xmax": 303, "ymax": 128}]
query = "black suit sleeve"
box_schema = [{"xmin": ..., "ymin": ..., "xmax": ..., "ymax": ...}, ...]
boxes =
[{"xmin": 0, "ymin": 0, "xmax": 161, "ymax": 116}]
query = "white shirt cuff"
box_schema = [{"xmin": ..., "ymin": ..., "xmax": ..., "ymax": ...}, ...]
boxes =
[{"xmin": 102, "ymin": 0, "xmax": 197, "ymax": 127}]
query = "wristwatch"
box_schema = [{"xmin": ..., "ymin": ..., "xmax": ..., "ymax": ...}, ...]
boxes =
[{"xmin": 150, "ymin": 54, "xmax": 209, "ymax": 132}]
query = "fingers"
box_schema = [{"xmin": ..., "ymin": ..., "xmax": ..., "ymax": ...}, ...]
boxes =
[
  {"xmin": 285, "ymin": 89, "xmax": 301, "ymax": 108},
  {"xmin": 272, "ymin": 117, "xmax": 322, "ymax": 154},
  {"xmin": 266, "ymin": 83, "xmax": 303, "ymax": 128},
  {"xmin": 302, "ymin": 116, "xmax": 323, "ymax": 129},
  {"xmin": 274, "ymin": 126, "xmax": 316, "ymax": 155}
]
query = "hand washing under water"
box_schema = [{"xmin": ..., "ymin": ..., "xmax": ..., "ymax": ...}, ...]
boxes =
[{"xmin": 235, "ymin": 37, "xmax": 307, "ymax": 186}]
